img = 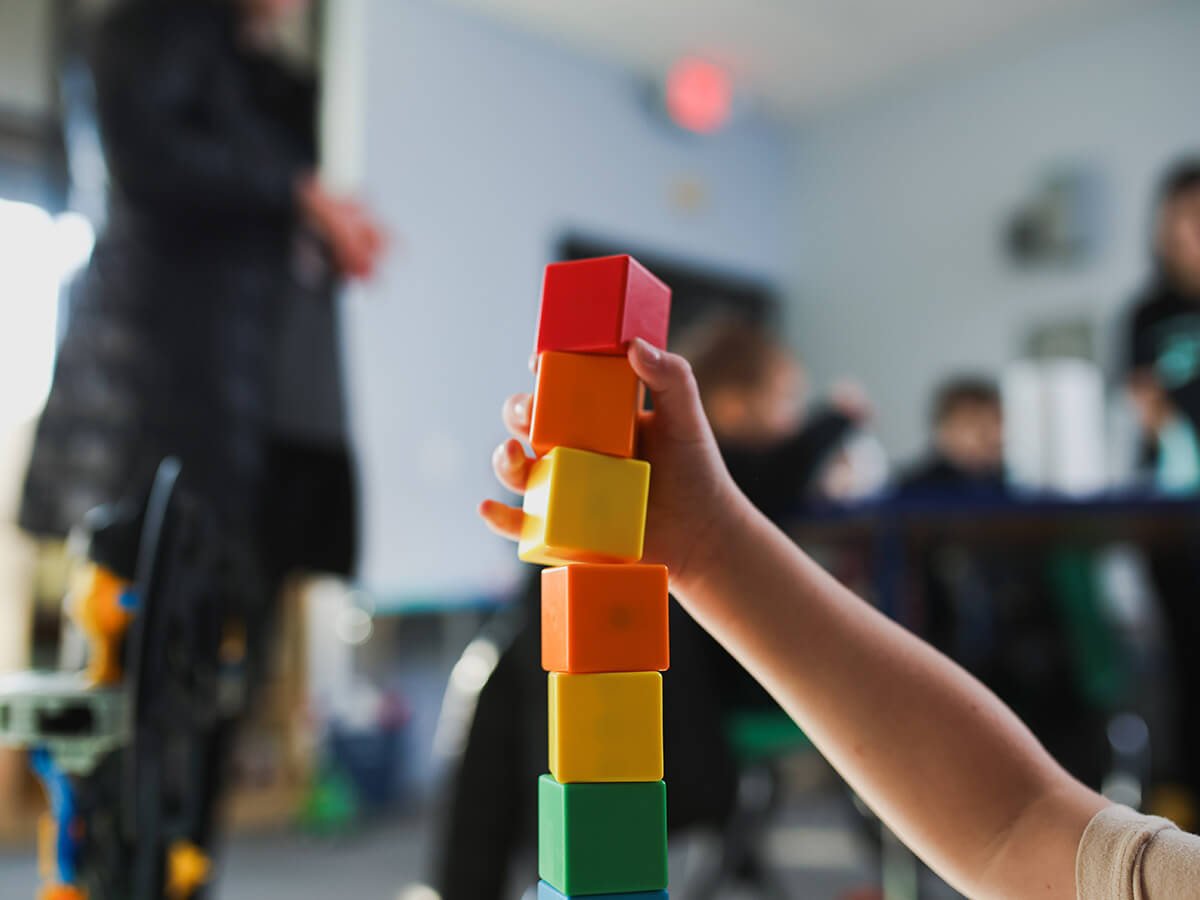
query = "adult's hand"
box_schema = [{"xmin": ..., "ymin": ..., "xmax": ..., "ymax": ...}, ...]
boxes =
[
  {"xmin": 298, "ymin": 177, "xmax": 386, "ymax": 280},
  {"xmin": 1127, "ymin": 370, "xmax": 1172, "ymax": 436}
]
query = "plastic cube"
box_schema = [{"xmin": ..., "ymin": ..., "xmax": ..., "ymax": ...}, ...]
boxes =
[
  {"xmin": 541, "ymin": 564, "xmax": 669, "ymax": 674},
  {"xmin": 535, "ymin": 255, "xmax": 671, "ymax": 355},
  {"xmin": 537, "ymin": 881, "xmax": 668, "ymax": 900},
  {"xmin": 519, "ymin": 447, "xmax": 650, "ymax": 565},
  {"xmin": 538, "ymin": 775, "xmax": 668, "ymax": 895},
  {"xmin": 530, "ymin": 351, "xmax": 643, "ymax": 459},
  {"xmin": 548, "ymin": 671, "xmax": 662, "ymax": 783}
]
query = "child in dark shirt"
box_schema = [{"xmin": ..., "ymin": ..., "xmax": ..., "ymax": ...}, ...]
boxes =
[
  {"xmin": 680, "ymin": 316, "xmax": 869, "ymax": 518},
  {"xmin": 898, "ymin": 376, "xmax": 1006, "ymax": 498},
  {"xmin": 679, "ymin": 318, "xmax": 872, "ymax": 713}
]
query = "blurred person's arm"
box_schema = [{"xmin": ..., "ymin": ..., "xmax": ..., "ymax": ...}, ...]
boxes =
[
  {"xmin": 295, "ymin": 178, "xmax": 385, "ymax": 279},
  {"xmin": 667, "ymin": 493, "xmax": 1106, "ymax": 899},
  {"xmin": 1128, "ymin": 369, "xmax": 1172, "ymax": 436},
  {"xmin": 1124, "ymin": 294, "xmax": 1176, "ymax": 437},
  {"xmin": 772, "ymin": 406, "xmax": 854, "ymax": 486},
  {"xmin": 744, "ymin": 384, "xmax": 867, "ymax": 511}
]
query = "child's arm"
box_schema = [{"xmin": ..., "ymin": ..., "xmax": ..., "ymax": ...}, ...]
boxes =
[
  {"xmin": 668, "ymin": 483, "xmax": 1106, "ymax": 900},
  {"xmin": 481, "ymin": 340, "xmax": 1108, "ymax": 900}
]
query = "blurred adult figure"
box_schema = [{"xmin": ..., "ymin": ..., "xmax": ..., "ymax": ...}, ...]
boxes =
[
  {"xmin": 19, "ymin": 0, "xmax": 384, "ymax": 595},
  {"xmin": 1122, "ymin": 158, "xmax": 1200, "ymax": 819},
  {"xmin": 1127, "ymin": 161, "xmax": 1200, "ymax": 489}
]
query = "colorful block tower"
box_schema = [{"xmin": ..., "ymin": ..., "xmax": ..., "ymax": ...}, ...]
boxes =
[{"xmin": 525, "ymin": 255, "xmax": 672, "ymax": 899}]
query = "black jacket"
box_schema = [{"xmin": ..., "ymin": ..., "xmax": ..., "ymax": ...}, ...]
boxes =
[
  {"xmin": 20, "ymin": 0, "xmax": 351, "ymax": 573},
  {"xmin": 895, "ymin": 455, "xmax": 1008, "ymax": 501},
  {"xmin": 721, "ymin": 406, "xmax": 855, "ymax": 520}
]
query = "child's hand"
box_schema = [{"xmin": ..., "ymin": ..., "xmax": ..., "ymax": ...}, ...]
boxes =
[
  {"xmin": 479, "ymin": 338, "xmax": 742, "ymax": 588},
  {"xmin": 829, "ymin": 379, "xmax": 872, "ymax": 424}
]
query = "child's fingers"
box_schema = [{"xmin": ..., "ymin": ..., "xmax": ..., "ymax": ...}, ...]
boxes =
[
  {"xmin": 502, "ymin": 393, "xmax": 533, "ymax": 439},
  {"xmin": 492, "ymin": 439, "xmax": 533, "ymax": 494},
  {"xmin": 627, "ymin": 338, "xmax": 709, "ymax": 441},
  {"xmin": 627, "ymin": 337, "xmax": 684, "ymax": 395},
  {"xmin": 478, "ymin": 499, "xmax": 524, "ymax": 540}
]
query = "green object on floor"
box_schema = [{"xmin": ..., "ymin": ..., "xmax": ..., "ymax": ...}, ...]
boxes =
[
  {"xmin": 298, "ymin": 762, "xmax": 360, "ymax": 834},
  {"xmin": 1046, "ymin": 547, "xmax": 1127, "ymax": 710},
  {"xmin": 538, "ymin": 775, "xmax": 667, "ymax": 895}
]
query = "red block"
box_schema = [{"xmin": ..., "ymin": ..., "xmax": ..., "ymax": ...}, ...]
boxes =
[{"xmin": 535, "ymin": 255, "xmax": 671, "ymax": 355}]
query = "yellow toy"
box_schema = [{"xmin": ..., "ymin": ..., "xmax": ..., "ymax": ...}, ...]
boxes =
[
  {"xmin": 70, "ymin": 564, "xmax": 135, "ymax": 687},
  {"xmin": 523, "ymin": 255, "xmax": 672, "ymax": 897},
  {"xmin": 519, "ymin": 447, "xmax": 650, "ymax": 565},
  {"xmin": 548, "ymin": 672, "xmax": 663, "ymax": 784},
  {"xmin": 165, "ymin": 841, "xmax": 211, "ymax": 900}
]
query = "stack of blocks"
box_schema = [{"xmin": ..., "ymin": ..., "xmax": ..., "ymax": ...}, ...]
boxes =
[{"xmin": 522, "ymin": 255, "xmax": 672, "ymax": 900}]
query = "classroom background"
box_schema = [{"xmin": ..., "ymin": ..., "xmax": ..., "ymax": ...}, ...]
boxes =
[{"xmin": 1, "ymin": 0, "xmax": 1199, "ymax": 898}]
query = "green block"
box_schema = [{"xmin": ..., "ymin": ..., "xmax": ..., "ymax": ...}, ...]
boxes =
[{"xmin": 538, "ymin": 775, "xmax": 667, "ymax": 895}]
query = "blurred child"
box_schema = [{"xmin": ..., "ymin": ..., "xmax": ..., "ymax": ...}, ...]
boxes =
[
  {"xmin": 898, "ymin": 376, "xmax": 1108, "ymax": 791},
  {"xmin": 680, "ymin": 318, "xmax": 877, "ymax": 719},
  {"xmin": 898, "ymin": 376, "xmax": 1006, "ymax": 496},
  {"xmin": 483, "ymin": 340, "xmax": 1200, "ymax": 899},
  {"xmin": 680, "ymin": 316, "xmax": 873, "ymax": 516}
]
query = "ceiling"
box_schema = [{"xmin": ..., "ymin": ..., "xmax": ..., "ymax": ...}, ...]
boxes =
[{"xmin": 441, "ymin": 0, "xmax": 1154, "ymax": 120}]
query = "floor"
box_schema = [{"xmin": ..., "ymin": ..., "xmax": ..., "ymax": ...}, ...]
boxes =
[{"xmin": 0, "ymin": 785, "xmax": 964, "ymax": 900}]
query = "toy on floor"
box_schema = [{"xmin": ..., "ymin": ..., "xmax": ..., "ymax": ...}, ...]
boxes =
[
  {"xmin": 0, "ymin": 459, "xmax": 267, "ymax": 900},
  {"xmin": 0, "ymin": 489, "xmax": 147, "ymax": 900},
  {"xmin": 522, "ymin": 255, "xmax": 672, "ymax": 898}
]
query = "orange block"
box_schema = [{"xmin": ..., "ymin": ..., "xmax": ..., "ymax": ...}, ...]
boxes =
[
  {"xmin": 530, "ymin": 351, "xmax": 643, "ymax": 458},
  {"xmin": 542, "ymin": 564, "xmax": 669, "ymax": 673}
]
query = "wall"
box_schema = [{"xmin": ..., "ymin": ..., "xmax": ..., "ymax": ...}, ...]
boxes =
[
  {"xmin": 344, "ymin": 0, "xmax": 787, "ymax": 600},
  {"xmin": 787, "ymin": 1, "xmax": 1200, "ymax": 459},
  {"xmin": 0, "ymin": 0, "xmax": 51, "ymax": 117}
]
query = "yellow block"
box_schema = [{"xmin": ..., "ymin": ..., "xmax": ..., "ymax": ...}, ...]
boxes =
[
  {"xmin": 519, "ymin": 447, "xmax": 650, "ymax": 565},
  {"xmin": 548, "ymin": 672, "xmax": 663, "ymax": 783}
]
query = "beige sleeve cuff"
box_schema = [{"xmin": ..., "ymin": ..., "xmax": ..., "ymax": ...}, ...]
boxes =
[{"xmin": 1076, "ymin": 804, "xmax": 1200, "ymax": 899}]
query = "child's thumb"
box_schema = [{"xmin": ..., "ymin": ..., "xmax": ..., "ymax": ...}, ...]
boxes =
[{"xmin": 627, "ymin": 338, "xmax": 709, "ymax": 439}]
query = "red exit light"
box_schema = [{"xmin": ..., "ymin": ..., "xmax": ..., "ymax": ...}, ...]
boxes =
[{"xmin": 665, "ymin": 57, "xmax": 732, "ymax": 134}]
